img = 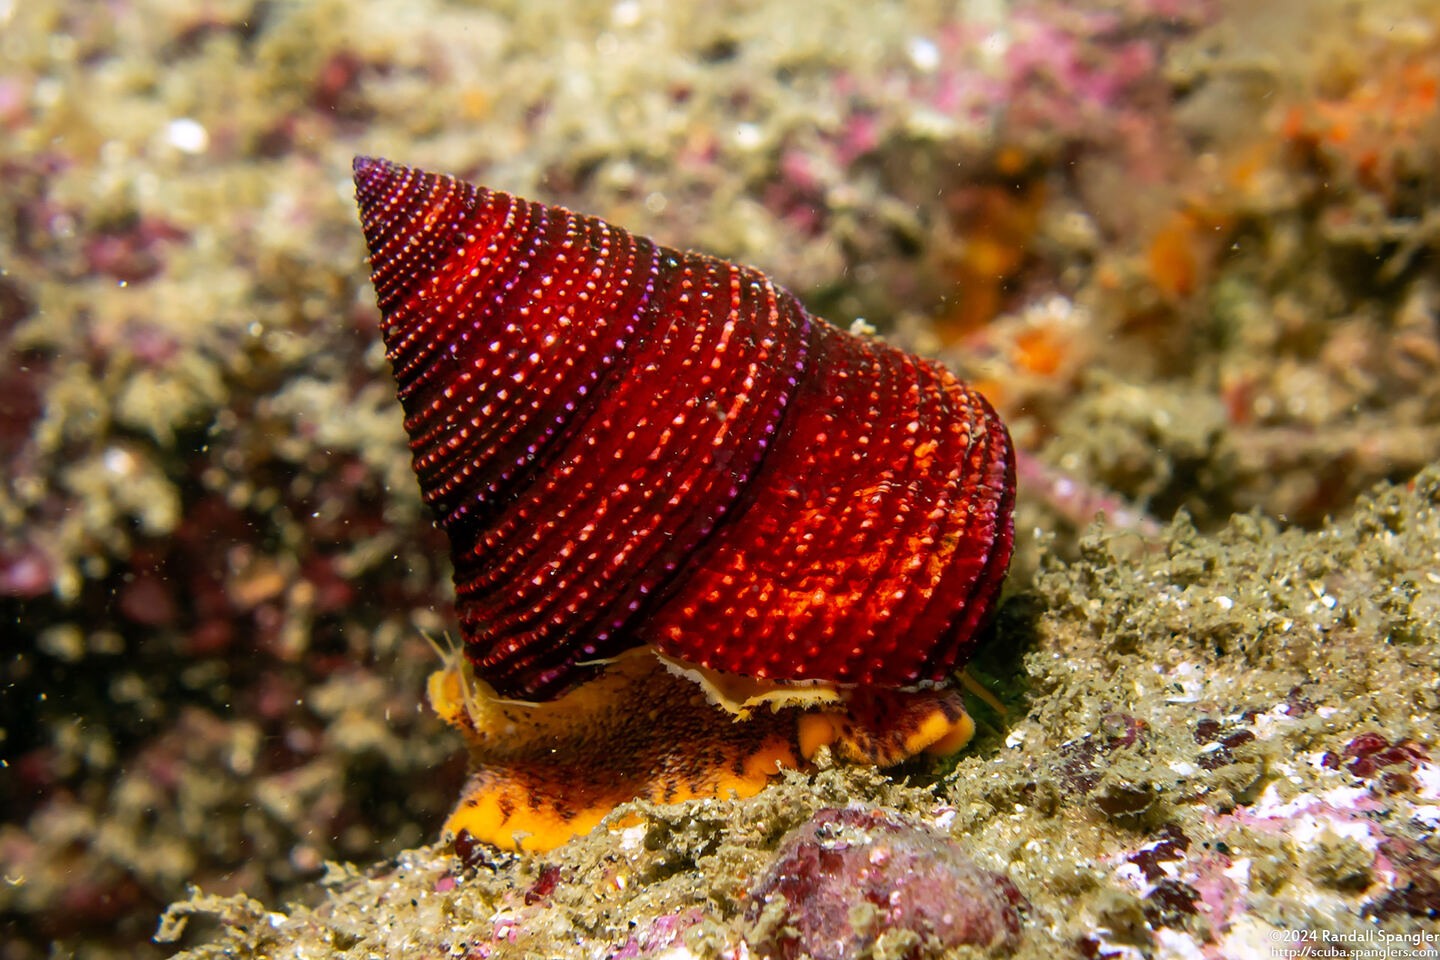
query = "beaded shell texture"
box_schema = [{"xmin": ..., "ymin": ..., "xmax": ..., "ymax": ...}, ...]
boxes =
[{"xmin": 353, "ymin": 155, "xmax": 1016, "ymax": 705}]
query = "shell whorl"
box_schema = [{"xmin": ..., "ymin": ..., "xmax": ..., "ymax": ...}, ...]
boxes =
[{"xmin": 354, "ymin": 156, "xmax": 1015, "ymax": 702}]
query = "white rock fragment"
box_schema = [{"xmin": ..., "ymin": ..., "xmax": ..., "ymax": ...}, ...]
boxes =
[{"xmin": 166, "ymin": 117, "xmax": 209, "ymax": 154}]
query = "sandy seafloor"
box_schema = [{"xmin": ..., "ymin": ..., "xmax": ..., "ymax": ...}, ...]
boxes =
[{"xmin": 1, "ymin": 0, "xmax": 1438, "ymax": 957}]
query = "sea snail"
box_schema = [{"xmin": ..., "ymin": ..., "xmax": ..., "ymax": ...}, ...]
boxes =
[{"xmin": 352, "ymin": 157, "xmax": 1015, "ymax": 851}]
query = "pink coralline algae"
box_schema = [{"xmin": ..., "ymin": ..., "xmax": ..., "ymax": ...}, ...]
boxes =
[
  {"xmin": 609, "ymin": 908, "xmax": 704, "ymax": 959},
  {"xmin": 1328, "ymin": 732, "xmax": 1430, "ymax": 795},
  {"xmin": 1052, "ymin": 713, "xmax": 1158, "ymax": 818},
  {"xmin": 1096, "ymin": 723, "xmax": 1440, "ymax": 954},
  {"xmin": 743, "ymin": 807, "xmax": 1026, "ymax": 959}
]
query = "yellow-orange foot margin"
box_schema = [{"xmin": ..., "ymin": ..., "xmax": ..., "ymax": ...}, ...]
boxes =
[
  {"xmin": 796, "ymin": 684, "xmax": 975, "ymax": 766},
  {"xmin": 429, "ymin": 650, "xmax": 975, "ymax": 852}
]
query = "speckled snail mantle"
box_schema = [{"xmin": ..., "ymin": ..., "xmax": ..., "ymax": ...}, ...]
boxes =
[{"xmin": 352, "ymin": 156, "xmax": 1016, "ymax": 851}]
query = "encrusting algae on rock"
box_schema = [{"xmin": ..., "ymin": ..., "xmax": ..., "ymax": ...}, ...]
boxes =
[
  {"xmin": 351, "ymin": 156, "xmax": 1014, "ymax": 851},
  {"xmin": 158, "ymin": 467, "xmax": 1440, "ymax": 960}
]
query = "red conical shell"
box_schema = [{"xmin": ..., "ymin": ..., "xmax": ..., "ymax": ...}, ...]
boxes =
[{"xmin": 354, "ymin": 156, "xmax": 1015, "ymax": 702}]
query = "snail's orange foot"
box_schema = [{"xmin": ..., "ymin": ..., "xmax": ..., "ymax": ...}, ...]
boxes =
[
  {"xmin": 797, "ymin": 683, "xmax": 975, "ymax": 766},
  {"xmin": 430, "ymin": 651, "xmax": 974, "ymax": 853},
  {"xmin": 432, "ymin": 652, "xmax": 797, "ymax": 852}
]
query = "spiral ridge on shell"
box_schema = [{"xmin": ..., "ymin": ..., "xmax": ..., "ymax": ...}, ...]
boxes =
[{"xmin": 354, "ymin": 156, "xmax": 1015, "ymax": 703}]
